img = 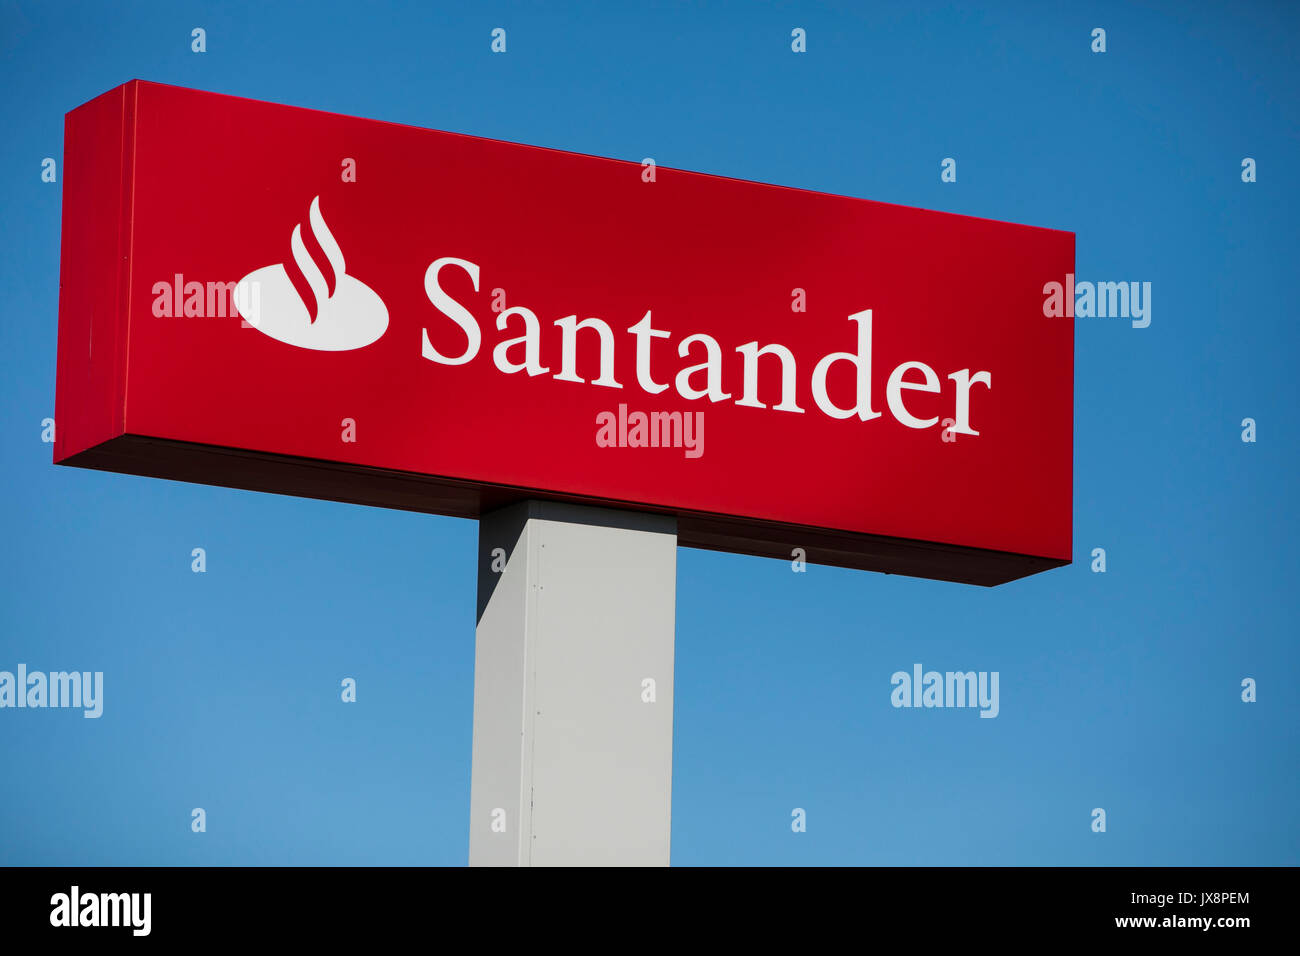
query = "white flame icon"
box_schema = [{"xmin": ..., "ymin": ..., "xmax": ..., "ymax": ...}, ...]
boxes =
[{"xmin": 235, "ymin": 196, "xmax": 388, "ymax": 351}]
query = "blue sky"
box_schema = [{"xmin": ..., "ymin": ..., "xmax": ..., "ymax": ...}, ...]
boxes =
[{"xmin": 1, "ymin": 0, "xmax": 1296, "ymax": 865}]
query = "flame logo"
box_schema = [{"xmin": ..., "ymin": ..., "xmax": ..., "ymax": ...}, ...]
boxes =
[
  {"xmin": 235, "ymin": 196, "xmax": 388, "ymax": 351},
  {"xmin": 290, "ymin": 197, "xmax": 347, "ymax": 323}
]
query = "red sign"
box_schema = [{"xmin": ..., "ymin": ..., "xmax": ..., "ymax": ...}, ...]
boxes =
[{"xmin": 55, "ymin": 81, "xmax": 1073, "ymax": 585}]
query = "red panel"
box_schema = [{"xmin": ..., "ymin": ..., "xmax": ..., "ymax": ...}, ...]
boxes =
[
  {"xmin": 55, "ymin": 80, "xmax": 1074, "ymax": 582},
  {"xmin": 53, "ymin": 84, "xmax": 134, "ymax": 461}
]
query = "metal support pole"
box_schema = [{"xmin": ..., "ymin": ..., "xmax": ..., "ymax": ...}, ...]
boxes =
[{"xmin": 469, "ymin": 501, "xmax": 677, "ymax": 866}]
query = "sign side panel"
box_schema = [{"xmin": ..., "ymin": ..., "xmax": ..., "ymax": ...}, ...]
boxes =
[
  {"xmin": 53, "ymin": 83, "xmax": 132, "ymax": 462},
  {"xmin": 1067, "ymin": 231, "xmax": 1076, "ymax": 558}
]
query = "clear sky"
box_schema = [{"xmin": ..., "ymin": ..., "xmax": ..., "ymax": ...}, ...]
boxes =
[{"xmin": 1, "ymin": 0, "xmax": 1296, "ymax": 865}]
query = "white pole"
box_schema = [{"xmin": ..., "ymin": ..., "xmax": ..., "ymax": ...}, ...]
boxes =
[{"xmin": 469, "ymin": 501, "xmax": 677, "ymax": 866}]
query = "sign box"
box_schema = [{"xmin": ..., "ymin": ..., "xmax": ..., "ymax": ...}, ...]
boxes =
[{"xmin": 55, "ymin": 81, "xmax": 1073, "ymax": 585}]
